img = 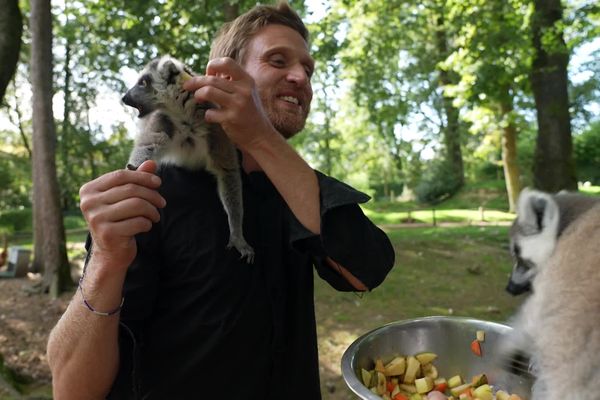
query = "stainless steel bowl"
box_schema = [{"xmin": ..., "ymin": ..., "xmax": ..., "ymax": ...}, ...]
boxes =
[{"xmin": 341, "ymin": 316, "xmax": 531, "ymax": 399}]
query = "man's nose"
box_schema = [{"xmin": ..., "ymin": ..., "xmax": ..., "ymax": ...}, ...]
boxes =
[{"xmin": 286, "ymin": 64, "xmax": 310, "ymax": 86}]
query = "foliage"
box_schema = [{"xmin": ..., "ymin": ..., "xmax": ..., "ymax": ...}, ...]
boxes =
[
  {"xmin": 574, "ymin": 121, "xmax": 600, "ymax": 184},
  {"xmin": 0, "ymin": 208, "xmax": 31, "ymax": 234},
  {"xmin": 414, "ymin": 158, "xmax": 464, "ymax": 204}
]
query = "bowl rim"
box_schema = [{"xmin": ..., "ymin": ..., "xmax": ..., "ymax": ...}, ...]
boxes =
[{"xmin": 340, "ymin": 315, "xmax": 513, "ymax": 399}]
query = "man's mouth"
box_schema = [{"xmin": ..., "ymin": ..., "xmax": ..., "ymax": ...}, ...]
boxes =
[{"xmin": 278, "ymin": 95, "xmax": 300, "ymax": 106}]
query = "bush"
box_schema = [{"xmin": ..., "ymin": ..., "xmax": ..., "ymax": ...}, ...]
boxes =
[
  {"xmin": 414, "ymin": 160, "xmax": 463, "ymax": 204},
  {"xmin": 0, "ymin": 208, "xmax": 32, "ymax": 233}
]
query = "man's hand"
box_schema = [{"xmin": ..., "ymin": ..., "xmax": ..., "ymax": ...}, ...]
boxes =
[
  {"xmin": 79, "ymin": 160, "xmax": 166, "ymax": 272},
  {"xmin": 182, "ymin": 57, "xmax": 278, "ymax": 152}
]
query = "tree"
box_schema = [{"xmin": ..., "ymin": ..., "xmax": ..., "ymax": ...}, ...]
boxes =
[
  {"xmin": 30, "ymin": 0, "xmax": 71, "ymax": 297},
  {"xmin": 530, "ymin": 0, "xmax": 577, "ymax": 191},
  {"xmin": 0, "ymin": 0, "xmax": 23, "ymax": 103},
  {"xmin": 443, "ymin": 0, "xmax": 532, "ymax": 212}
]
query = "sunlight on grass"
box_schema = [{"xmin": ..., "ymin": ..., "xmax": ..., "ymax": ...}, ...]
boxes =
[
  {"xmin": 362, "ymin": 206, "xmax": 514, "ymax": 225},
  {"xmin": 580, "ymin": 184, "xmax": 600, "ymax": 195}
]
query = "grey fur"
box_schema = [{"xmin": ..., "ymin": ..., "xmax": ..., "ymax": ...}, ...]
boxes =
[
  {"xmin": 123, "ymin": 55, "xmax": 254, "ymax": 263},
  {"xmin": 502, "ymin": 189, "xmax": 600, "ymax": 399},
  {"xmin": 506, "ymin": 188, "xmax": 600, "ymax": 295}
]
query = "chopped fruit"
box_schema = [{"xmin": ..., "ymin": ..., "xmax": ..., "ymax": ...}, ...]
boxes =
[
  {"xmin": 415, "ymin": 377, "xmax": 434, "ymax": 394},
  {"xmin": 385, "ymin": 356, "xmax": 407, "ymax": 376},
  {"xmin": 470, "ymin": 339, "xmax": 482, "ymax": 357},
  {"xmin": 415, "ymin": 352, "xmax": 438, "ymax": 365},
  {"xmin": 476, "ymin": 330, "xmax": 485, "ymax": 342},
  {"xmin": 404, "ymin": 356, "xmax": 421, "ymax": 384}
]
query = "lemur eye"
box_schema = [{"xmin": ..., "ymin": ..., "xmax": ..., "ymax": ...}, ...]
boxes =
[{"xmin": 138, "ymin": 74, "xmax": 152, "ymax": 87}]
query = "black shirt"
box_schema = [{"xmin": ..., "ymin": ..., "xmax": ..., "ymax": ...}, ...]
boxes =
[{"xmin": 102, "ymin": 165, "xmax": 394, "ymax": 399}]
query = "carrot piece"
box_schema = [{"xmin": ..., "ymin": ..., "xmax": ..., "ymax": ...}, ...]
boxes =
[
  {"xmin": 387, "ymin": 381, "xmax": 396, "ymax": 393},
  {"xmin": 393, "ymin": 393, "xmax": 409, "ymax": 400},
  {"xmin": 470, "ymin": 339, "xmax": 482, "ymax": 357},
  {"xmin": 434, "ymin": 382, "xmax": 448, "ymax": 392}
]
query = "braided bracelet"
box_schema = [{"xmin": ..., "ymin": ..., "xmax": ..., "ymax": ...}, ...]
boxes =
[{"xmin": 78, "ymin": 278, "xmax": 124, "ymax": 317}]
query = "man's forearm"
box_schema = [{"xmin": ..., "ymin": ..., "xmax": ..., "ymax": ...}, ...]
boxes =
[
  {"xmin": 47, "ymin": 257, "xmax": 126, "ymax": 399},
  {"xmin": 243, "ymin": 132, "xmax": 320, "ymax": 234},
  {"xmin": 243, "ymin": 135, "xmax": 369, "ymax": 291}
]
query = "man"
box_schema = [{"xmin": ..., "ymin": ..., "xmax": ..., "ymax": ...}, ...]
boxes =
[{"xmin": 47, "ymin": 3, "xmax": 394, "ymax": 399}]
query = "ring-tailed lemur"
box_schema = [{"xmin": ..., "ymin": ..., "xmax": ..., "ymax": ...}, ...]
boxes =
[
  {"xmin": 501, "ymin": 188, "xmax": 600, "ymax": 399},
  {"xmin": 506, "ymin": 188, "xmax": 600, "ymax": 295},
  {"xmin": 122, "ymin": 55, "xmax": 254, "ymax": 263}
]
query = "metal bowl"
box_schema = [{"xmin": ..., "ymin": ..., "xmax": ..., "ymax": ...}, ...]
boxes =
[{"xmin": 341, "ymin": 316, "xmax": 531, "ymax": 399}]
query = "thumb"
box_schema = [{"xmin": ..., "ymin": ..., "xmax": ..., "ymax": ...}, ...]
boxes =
[{"xmin": 137, "ymin": 159, "xmax": 158, "ymax": 174}]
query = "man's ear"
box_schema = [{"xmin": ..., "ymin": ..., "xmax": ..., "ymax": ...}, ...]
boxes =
[{"xmin": 517, "ymin": 188, "xmax": 559, "ymax": 235}]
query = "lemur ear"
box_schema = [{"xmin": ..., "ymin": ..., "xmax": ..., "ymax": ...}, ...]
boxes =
[
  {"xmin": 161, "ymin": 58, "xmax": 181, "ymax": 84},
  {"xmin": 516, "ymin": 188, "xmax": 559, "ymax": 235}
]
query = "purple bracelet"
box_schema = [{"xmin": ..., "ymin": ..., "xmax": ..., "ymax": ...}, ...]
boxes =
[{"xmin": 78, "ymin": 278, "xmax": 124, "ymax": 317}]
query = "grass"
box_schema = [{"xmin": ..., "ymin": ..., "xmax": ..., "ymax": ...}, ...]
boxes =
[{"xmin": 315, "ymin": 225, "xmax": 524, "ymax": 334}]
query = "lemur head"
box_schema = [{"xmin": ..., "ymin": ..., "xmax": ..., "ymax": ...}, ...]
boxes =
[
  {"xmin": 506, "ymin": 188, "xmax": 600, "ymax": 295},
  {"xmin": 122, "ymin": 55, "xmax": 194, "ymax": 118}
]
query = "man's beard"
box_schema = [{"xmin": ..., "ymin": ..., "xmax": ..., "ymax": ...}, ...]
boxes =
[{"xmin": 261, "ymin": 94, "xmax": 310, "ymax": 139}]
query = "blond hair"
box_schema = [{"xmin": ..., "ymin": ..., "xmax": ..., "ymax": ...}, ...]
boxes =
[{"xmin": 209, "ymin": 2, "xmax": 309, "ymax": 63}]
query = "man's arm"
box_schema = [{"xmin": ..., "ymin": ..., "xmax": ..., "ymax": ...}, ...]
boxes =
[
  {"xmin": 184, "ymin": 58, "xmax": 370, "ymax": 290},
  {"xmin": 47, "ymin": 161, "xmax": 165, "ymax": 399}
]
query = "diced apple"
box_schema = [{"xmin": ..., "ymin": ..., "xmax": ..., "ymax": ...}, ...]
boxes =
[
  {"xmin": 495, "ymin": 391, "xmax": 510, "ymax": 400},
  {"xmin": 375, "ymin": 358, "xmax": 386, "ymax": 373},
  {"xmin": 415, "ymin": 376, "xmax": 434, "ymax": 394},
  {"xmin": 447, "ymin": 375, "xmax": 463, "ymax": 388},
  {"xmin": 376, "ymin": 371, "xmax": 387, "ymax": 395},
  {"xmin": 476, "ymin": 330, "xmax": 485, "ymax": 342},
  {"xmin": 423, "ymin": 364, "xmax": 438, "ymax": 379},
  {"xmin": 399, "ymin": 383, "xmax": 417, "ymax": 393},
  {"xmin": 403, "ymin": 356, "xmax": 421, "ymax": 383},
  {"xmin": 415, "ymin": 352, "xmax": 438, "ymax": 365},
  {"xmin": 472, "ymin": 384, "xmax": 493, "ymax": 400},
  {"xmin": 470, "ymin": 373, "xmax": 488, "ymax": 387},
  {"xmin": 449, "ymin": 383, "xmax": 472, "ymax": 397},
  {"xmin": 361, "ymin": 368, "xmax": 372, "ymax": 387},
  {"xmin": 385, "ymin": 356, "xmax": 407, "ymax": 376}
]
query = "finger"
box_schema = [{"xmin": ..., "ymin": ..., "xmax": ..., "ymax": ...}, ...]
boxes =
[
  {"xmin": 96, "ymin": 217, "xmax": 155, "ymax": 241},
  {"xmin": 204, "ymin": 108, "xmax": 228, "ymax": 124},
  {"xmin": 193, "ymin": 84, "xmax": 235, "ymax": 107},
  {"xmin": 90, "ymin": 197, "xmax": 161, "ymax": 226},
  {"xmin": 86, "ymin": 168, "xmax": 162, "ymax": 193},
  {"xmin": 206, "ymin": 57, "xmax": 247, "ymax": 81},
  {"xmin": 99, "ymin": 183, "xmax": 166, "ymax": 209},
  {"xmin": 183, "ymin": 75, "xmax": 235, "ymax": 94},
  {"xmin": 137, "ymin": 159, "xmax": 158, "ymax": 174}
]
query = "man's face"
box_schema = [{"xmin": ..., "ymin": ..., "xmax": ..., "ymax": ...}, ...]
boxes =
[{"xmin": 242, "ymin": 24, "xmax": 314, "ymax": 139}]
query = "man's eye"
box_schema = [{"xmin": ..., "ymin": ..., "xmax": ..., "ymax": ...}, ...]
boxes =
[{"xmin": 270, "ymin": 57, "xmax": 286, "ymax": 67}]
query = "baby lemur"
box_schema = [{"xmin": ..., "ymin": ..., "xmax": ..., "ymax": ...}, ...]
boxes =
[{"xmin": 122, "ymin": 55, "xmax": 254, "ymax": 263}]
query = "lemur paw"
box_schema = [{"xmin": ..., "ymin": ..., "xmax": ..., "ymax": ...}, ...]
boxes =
[{"xmin": 227, "ymin": 237, "xmax": 255, "ymax": 264}]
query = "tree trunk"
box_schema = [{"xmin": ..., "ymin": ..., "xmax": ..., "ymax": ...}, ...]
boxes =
[
  {"xmin": 499, "ymin": 95, "xmax": 521, "ymax": 213},
  {"xmin": 435, "ymin": 14, "xmax": 464, "ymax": 187},
  {"xmin": 0, "ymin": 0, "xmax": 23, "ymax": 103},
  {"xmin": 30, "ymin": 0, "xmax": 72, "ymax": 298},
  {"xmin": 530, "ymin": 0, "xmax": 577, "ymax": 192}
]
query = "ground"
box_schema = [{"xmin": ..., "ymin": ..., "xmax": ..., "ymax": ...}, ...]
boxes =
[{"xmin": 0, "ymin": 276, "xmax": 71, "ymax": 398}]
